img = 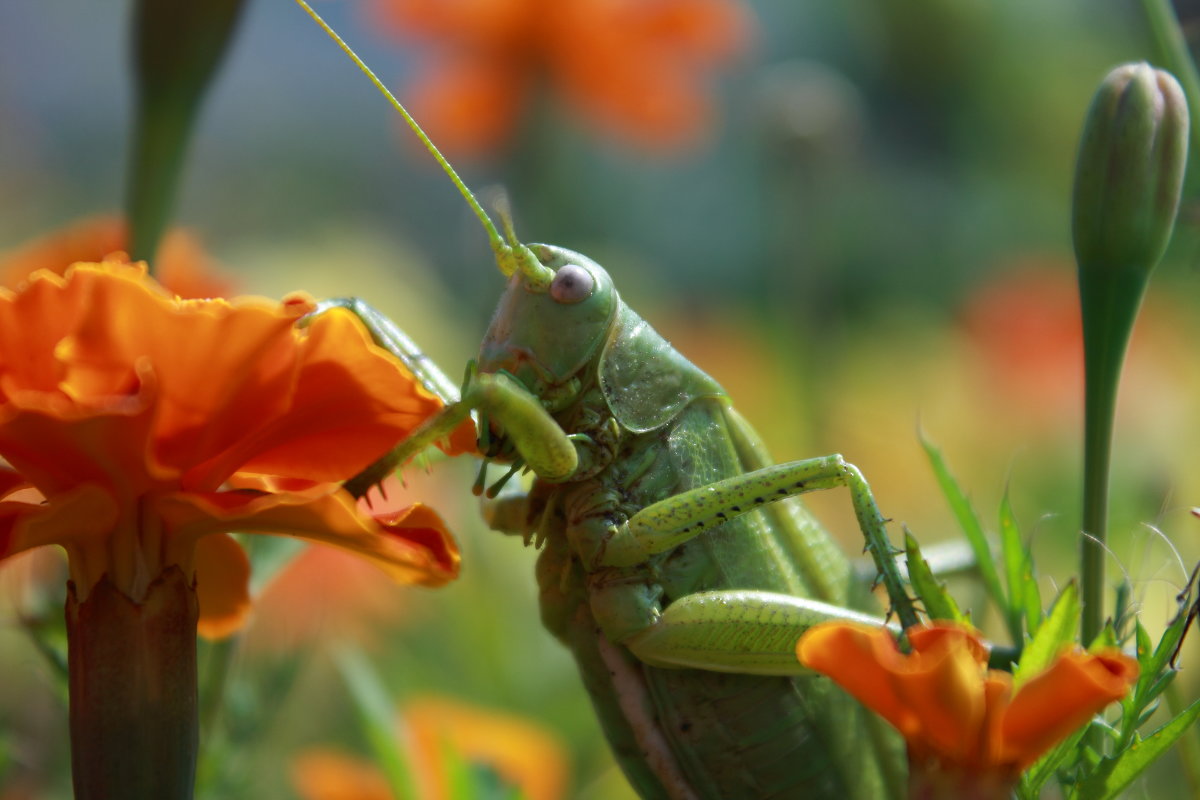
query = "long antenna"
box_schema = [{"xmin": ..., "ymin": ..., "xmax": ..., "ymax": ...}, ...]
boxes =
[{"xmin": 292, "ymin": 0, "xmax": 504, "ymax": 254}]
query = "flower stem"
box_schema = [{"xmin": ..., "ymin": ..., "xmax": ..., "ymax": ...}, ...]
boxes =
[
  {"xmin": 1078, "ymin": 269, "xmax": 1145, "ymax": 644},
  {"xmin": 66, "ymin": 568, "xmax": 199, "ymax": 800}
]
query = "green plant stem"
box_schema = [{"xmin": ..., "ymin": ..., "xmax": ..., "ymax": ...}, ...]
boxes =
[
  {"xmin": 1078, "ymin": 269, "xmax": 1146, "ymax": 645},
  {"xmin": 67, "ymin": 568, "xmax": 199, "ymax": 800}
]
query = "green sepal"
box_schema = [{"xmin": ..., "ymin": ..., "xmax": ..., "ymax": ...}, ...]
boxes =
[
  {"xmin": 999, "ymin": 490, "xmax": 1041, "ymax": 640},
  {"xmin": 903, "ymin": 530, "xmax": 965, "ymax": 624},
  {"xmin": 1013, "ymin": 582, "xmax": 1080, "ymax": 691}
]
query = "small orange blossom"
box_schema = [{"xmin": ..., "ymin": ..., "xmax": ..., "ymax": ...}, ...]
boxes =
[
  {"xmin": 797, "ymin": 622, "xmax": 1137, "ymax": 797},
  {"xmin": 292, "ymin": 695, "xmax": 569, "ymax": 800},
  {"xmin": 0, "ymin": 261, "xmax": 475, "ymax": 636},
  {"xmin": 365, "ymin": 0, "xmax": 755, "ymax": 156}
]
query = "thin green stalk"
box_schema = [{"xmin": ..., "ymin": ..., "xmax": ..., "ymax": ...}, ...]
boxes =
[{"xmin": 1078, "ymin": 272, "xmax": 1144, "ymax": 644}]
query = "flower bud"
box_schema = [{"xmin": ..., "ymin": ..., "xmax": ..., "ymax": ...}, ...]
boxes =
[{"xmin": 1072, "ymin": 63, "xmax": 1188, "ymax": 274}]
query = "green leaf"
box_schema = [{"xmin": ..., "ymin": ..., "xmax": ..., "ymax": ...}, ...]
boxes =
[
  {"xmin": 1014, "ymin": 582, "xmax": 1080, "ymax": 690},
  {"xmin": 1021, "ymin": 723, "xmax": 1089, "ymax": 797},
  {"xmin": 334, "ymin": 647, "xmax": 415, "ymax": 800},
  {"xmin": 904, "ymin": 531, "xmax": 966, "ymax": 623},
  {"xmin": 1077, "ymin": 696, "xmax": 1200, "ymax": 800},
  {"xmin": 920, "ymin": 435, "xmax": 1007, "ymax": 622},
  {"xmin": 999, "ymin": 491, "xmax": 1038, "ymax": 642}
]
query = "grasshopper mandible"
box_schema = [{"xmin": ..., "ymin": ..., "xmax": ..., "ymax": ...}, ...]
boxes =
[{"xmin": 296, "ymin": 2, "xmax": 916, "ymax": 797}]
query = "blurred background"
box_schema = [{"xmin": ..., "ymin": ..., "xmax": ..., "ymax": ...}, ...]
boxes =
[{"xmin": 2, "ymin": 0, "xmax": 1200, "ymax": 797}]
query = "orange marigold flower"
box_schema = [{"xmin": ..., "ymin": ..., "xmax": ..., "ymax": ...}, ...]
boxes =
[
  {"xmin": 292, "ymin": 696, "xmax": 569, "ymax": 800},
  {"xmin": 0, "ymin": 261, "xmax": 475, "ymax": 636},
  {"xmin": 365, "ymin": 0, "xmax": 755, "ymax": 156},
  {"xmin": 0, "ymin": 214, "xmax": 236, "ymax": 299},
  {"xmin": 797, "ymin": 622, "xmax": 1138, "ymax": 797}
]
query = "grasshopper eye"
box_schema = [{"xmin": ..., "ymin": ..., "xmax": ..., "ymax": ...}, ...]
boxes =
[{"xmin": 550, "ymin": 264, "xmax": 594, "ymax": 304}]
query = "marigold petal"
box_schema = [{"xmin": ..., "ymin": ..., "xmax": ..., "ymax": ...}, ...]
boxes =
[
  {"xmin": 0, "ymin": 216, "xmax": 234, "ymax": 300},
  {"xmin": 888, "ymin": 628, "xmax": 990, "ymax": 764},
  {"xmin": 291, "ymin": 749, "xmax": 392, "ymax": 800},
  {"xmin": 907, "ymin": 622, "xmax": 990, "ymax": 663},
  {"xmin": 156, "ymin": 487, "xmax": 459, "ymax": 586},
  {"xmin": 0, "ymin": 379, "xmax": 166, "ymax": 498},
  {"xmin": 0, "ymin": 216, "xmax": 127, "ymax": 288},
  {"xmin": 797, "ymin": 623, "xmax": 919, "ymax": 737},
  {"xmin": 155, "ymin": 229, "xmax": 237, "ymax": 300},
  {"xmin": 193, "ymin": 533, "xmax": 252, "ymax": 639},
  {"xmin": 799, "ymin": 622, "xmax": 999, "ymax": 765},
  {"xmin": 1, "ymin": 483, "xmax": 117, "ymax": 559},
  {"xmin": 0, "ymin": 467, "xmax": 29, "ymax": 498},
  {"xmin": 228, "ymin": 307, "xmax": 454, "ymax": 482},
  {"xmin": 999, "ymin": 649, "xmax": 1138, "ymax": 769}
]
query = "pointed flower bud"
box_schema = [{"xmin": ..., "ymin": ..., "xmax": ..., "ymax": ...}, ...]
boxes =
[
  {"xmin": 1071, "ymin": 63, "xmax": 1189, "ymax": 644},
  {"xmin": 1072, "ymin": 62, "xmax": 1188, "ymax": 274}
]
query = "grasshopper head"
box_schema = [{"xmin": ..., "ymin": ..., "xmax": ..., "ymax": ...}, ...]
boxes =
[{"xmin": 477, "ymin": 244, "xmax": 619, "ymax": 401}]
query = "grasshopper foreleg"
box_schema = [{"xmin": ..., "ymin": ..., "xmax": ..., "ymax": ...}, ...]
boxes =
[
  {"xmin": 599, "ymin": 455, "xmax": 919, "ymax": 628},
  {"xmin": 324, "ymin": 295, "xmax": 579, "ymax": 496}
]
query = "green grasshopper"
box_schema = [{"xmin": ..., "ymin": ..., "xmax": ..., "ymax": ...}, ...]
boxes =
[{"xmin": 297, "ymin": 3, "xmax": 917, "ymax": 797}]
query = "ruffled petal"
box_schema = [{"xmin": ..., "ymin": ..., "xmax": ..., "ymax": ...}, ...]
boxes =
[
  {"xmin": 797, "ymin": 623, "xmax": 920, "ymax": 738},
  {"xmin": 224, "ymin": 307, "xmax": 458, "ymax": 482},
  {"xmin": 890, "ymin": 630, "xmax": 990, "ymax": 764},
  {"xmin": 799, "ymin": 623, "xmax": 996, "ymax": 766},
  {"xmin": 0, "ymin": 466, "xmax": 30, "ymax": 498},
  {"xmin": 2, "ymin": 483, "xmax": 118, "ymax": 559},
  {"xmin": 999, "ymin": 649, "xmax": 1138, "ymax": 769},
  {"xmin": 0, "ymin": 377, "xmax": 165, "ymax": 498},
  {"xmin": 193, "ymin": 532, "xmax": 252, "ymax": 639},
  {"xmin": 0, "ymin": 215, "xmax": 127, "ymax": 289},
  {"xmin": 156, "ymin": 487, "xmax": 459, "ymax": 586}
]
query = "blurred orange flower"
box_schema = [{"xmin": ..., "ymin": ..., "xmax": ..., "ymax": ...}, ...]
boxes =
[
  {"xmin": 366, "ymin": 0, "xmax": 755, "ymax": 156},
  {"xmin": 0, "ymin": 214, "xmax": 235, "ymax": 299},
  {"xmin": 0, "ymin": 261, "xmax": 475, "ymax": 636},
  {"xmin": 797, "ymin": 622, "xmax": 1137, "ymax": 798},
  {"xmin": 959, "ymin": 263, "xmax": 1083, "ymax": 431},
  {"xmin": 293, "ymin": 695, "xmax": 569, "ymax": 800}
]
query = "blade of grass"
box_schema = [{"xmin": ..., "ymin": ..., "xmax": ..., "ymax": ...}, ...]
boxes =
[
  {"xmin": 334, "ymin": 647, "xmax": 415, "ymax": 800},
  {"xmin": 999, "ymin": 491, "xmax": 1039, "ymax": 641},
  {"xmin": 921, "ymin": 435, "xmax": 1008, "ymax": 631}
]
